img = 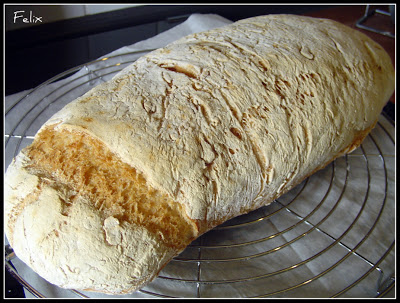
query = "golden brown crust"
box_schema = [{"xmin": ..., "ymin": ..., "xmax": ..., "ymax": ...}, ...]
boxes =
[{"xmin": 26, "ymin": 125, "xmax": 198, "ymax": 250}]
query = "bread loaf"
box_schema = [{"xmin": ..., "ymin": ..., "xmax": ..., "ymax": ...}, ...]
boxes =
[{"xmin": 5, "ymin": 14, "xmax": 394, "ymax": 295}]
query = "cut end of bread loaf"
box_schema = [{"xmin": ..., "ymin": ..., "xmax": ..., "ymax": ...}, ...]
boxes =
[
  {"xmin": 24, "ymin": 125, "xmax": 198, "ymax": 249},
  {"xmin": 4, "ymin": 123, "xmax": 200, "ymax": 293}
]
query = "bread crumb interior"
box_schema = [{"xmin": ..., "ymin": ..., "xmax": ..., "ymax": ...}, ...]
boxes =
[{"xmin": 25, "ymin": 126, "xmax": 196, "ymax": 249}]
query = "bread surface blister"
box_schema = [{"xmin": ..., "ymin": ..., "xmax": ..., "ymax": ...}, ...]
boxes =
[{"xmin": 5, "ymin": 14, "xmax": 394, "ymax": 295}]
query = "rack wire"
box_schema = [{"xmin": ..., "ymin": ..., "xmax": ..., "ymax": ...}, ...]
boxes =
[
  {"xmin": 4, "ymin": 50, "xmax": 395, "ymax": 298},
  {"xmin": 355, "ymin": 5, "xmax": 395, "ymax": 38}
]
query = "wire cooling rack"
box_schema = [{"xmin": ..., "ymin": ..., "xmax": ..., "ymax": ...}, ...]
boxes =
[{"xmin": 4, "ymin": 50, "xmax": 396, "ymax": 298}]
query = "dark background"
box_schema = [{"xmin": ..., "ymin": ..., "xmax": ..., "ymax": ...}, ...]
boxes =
[{"xmin": 4, "ymin": 4, "xmax": 395, "ymax": 298}]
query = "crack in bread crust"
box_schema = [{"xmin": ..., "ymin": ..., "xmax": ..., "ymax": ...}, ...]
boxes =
[{"xmin": 25, "ymin": 125, "xmax": 198, "ymax": 249}]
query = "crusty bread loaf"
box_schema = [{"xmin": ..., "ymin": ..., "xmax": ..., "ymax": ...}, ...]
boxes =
[{"xmin": 5, "ymin": 14, "xmax": 394, "ymax": 295}]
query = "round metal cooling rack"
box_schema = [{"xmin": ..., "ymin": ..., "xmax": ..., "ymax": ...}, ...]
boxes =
[{"xmin": 5, "ymin": 50, "xmax": 395, "ymax": 298}]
